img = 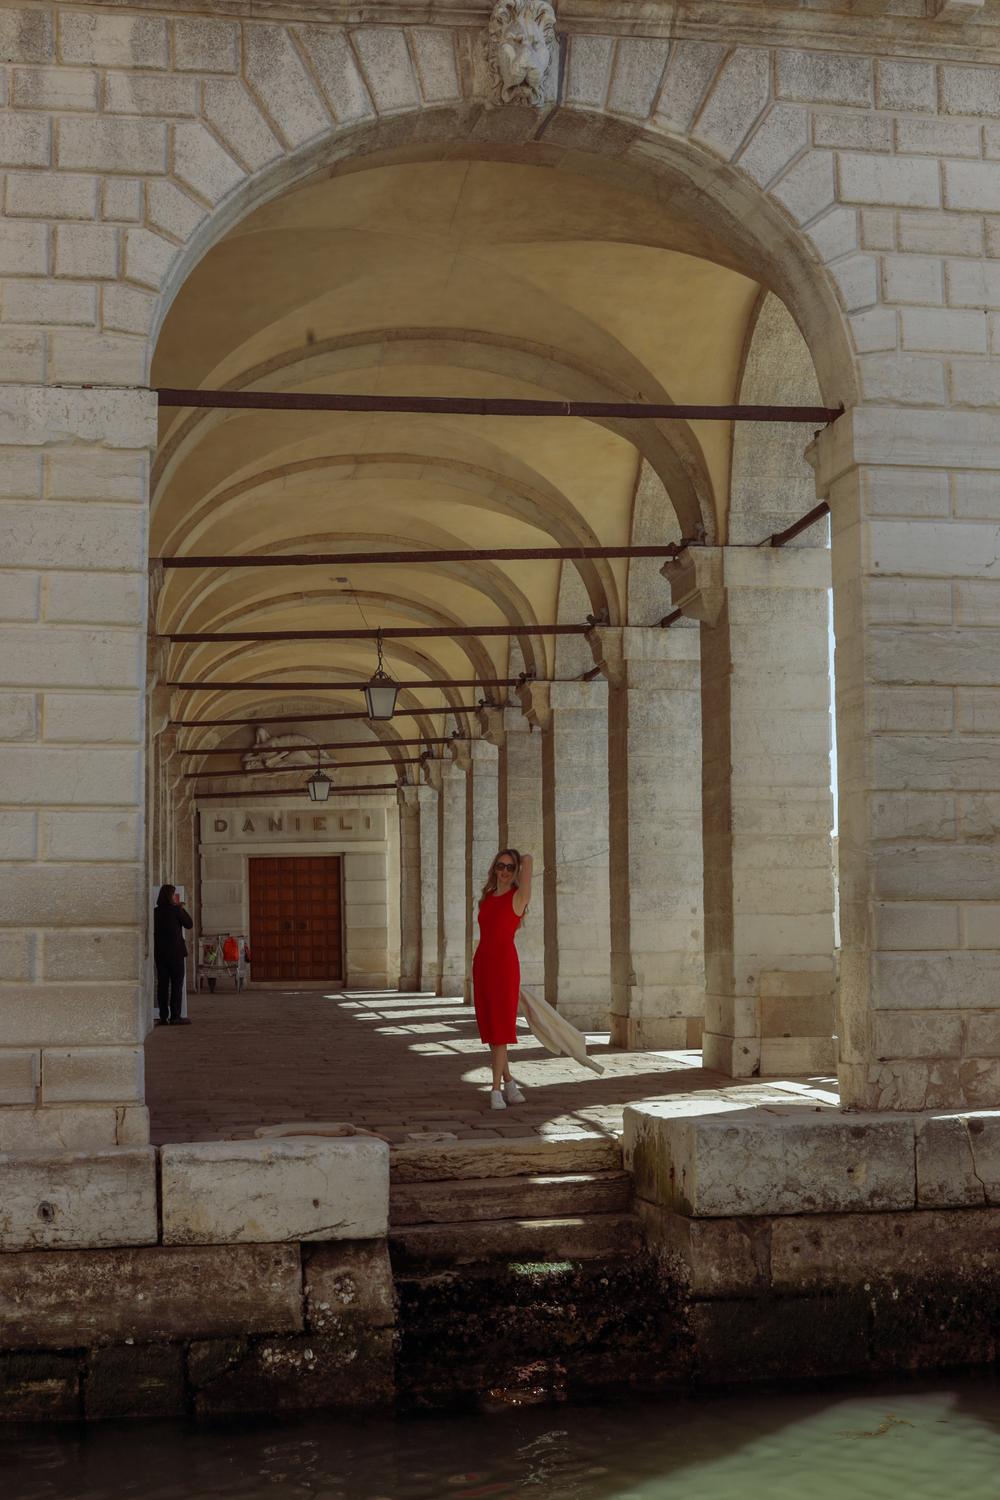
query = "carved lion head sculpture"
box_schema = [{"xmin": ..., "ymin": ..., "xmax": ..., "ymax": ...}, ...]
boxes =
[{"xmin": 487, "ymin": 0, "xmax": 557, "ymax": 107}]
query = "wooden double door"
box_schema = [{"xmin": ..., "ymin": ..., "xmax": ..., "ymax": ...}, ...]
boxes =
[{"xmin": 248, "ymin": 856, "xmax": 343, "ymax": 983}]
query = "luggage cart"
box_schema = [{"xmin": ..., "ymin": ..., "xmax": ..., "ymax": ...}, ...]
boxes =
[{"xmin": 197, "ymin": 934, "xmax": 249, "ymax": 992}]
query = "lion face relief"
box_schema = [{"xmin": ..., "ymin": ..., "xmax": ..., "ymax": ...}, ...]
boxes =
[{"xmin": 487, "ymin": 0, "xmax": 557, "ymax": 107}]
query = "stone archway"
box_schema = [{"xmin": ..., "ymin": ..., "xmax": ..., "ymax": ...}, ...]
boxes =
[{"xmin": 1, "ymin": 10, "xmax": 888, "ymax": 1146}]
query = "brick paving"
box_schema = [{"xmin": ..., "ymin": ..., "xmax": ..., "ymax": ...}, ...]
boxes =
[{"xmin": 144, "ymin": 987, "xmax": 784, "ymax": 1147}]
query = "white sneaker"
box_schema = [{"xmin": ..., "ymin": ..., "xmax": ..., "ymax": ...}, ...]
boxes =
[
  {"xmin": 489, "ymin": 1089, "xmax": 507, "ymax": 1110},
  {"xmin": 503, "ymin": 1080, "xmax": 525, "ymax": 1105}
]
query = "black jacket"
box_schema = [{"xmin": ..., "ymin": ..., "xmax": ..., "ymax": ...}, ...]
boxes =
[{"xmin": 154, "ymin": 903, "xmax": 193, "ymax": 965}]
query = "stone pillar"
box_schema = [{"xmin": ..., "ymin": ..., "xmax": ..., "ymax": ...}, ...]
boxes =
[
  {"xmin": 665, "ymin": 546, "xmax": 836, "ymax": 1079},
  {"xmin": 397, "ymin": 785, "xmax": 422, "ymax": 991},
  {"xmin": 415, "ymin": 780, "xmax": 438, "ymax": 993},
  {"xmin": 436, "ymin": 758, "xmax": 468, "ymax": 999},
  {"xmin": 588, "ymin": 625, "xmax": 705, "ymax": 1050},
  {"xmin": 813, "ymin": 408, "xmax": 1000, "ymax": 1112},
  {"xmin": 463, "ymin": 740, "xmax": 499, "ymax": 1001},
  {"xmin": 519, "ymin": 681, "xmax": 611, "ymax": 1030},
  {"xmin": 0, "ymin": 386, "xmax": 154, "ymax": 1149},
  {"xmin": 481, "ymin": 706, "xmax": 545, "ymax": 992}
]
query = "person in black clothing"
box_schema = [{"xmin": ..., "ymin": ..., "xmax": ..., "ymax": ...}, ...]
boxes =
[{"xmin": 154, "ymin": 884, "xmax": 194, "ymax": 1026}]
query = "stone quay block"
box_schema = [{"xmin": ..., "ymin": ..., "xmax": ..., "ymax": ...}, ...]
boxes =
[
  {"xmin": 915, "ymin": 1110, "xmax": 1000, "ymax": 1207},
  {"xmin": 160, "ymin": 1137, "xmax": 389, "ymax": 1245},
  {"xmin": 771, "ymin": 1207, "xmax": 1000, "ymax": 1291},
  {"xmin": 0, "ymin": 1146, "xmax": 156, "ymax": 1250},
  {"xmin": 304, "ymin": 1241, "xmax": 395, "ymax": 1334},
  {"xmin": 624, "ymin": 1100, "xmax": 916, "ymax": 1216},
  {"xmin": 0, "ymin": 1244, "xmax": 302, "ymax": 1349}
]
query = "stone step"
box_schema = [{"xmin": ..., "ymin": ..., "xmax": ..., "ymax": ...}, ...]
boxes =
[
  {"xmin": 390, "ymin": 1211, "xmax": 644, "ymax": 1269},
  {"xmin": 391, "ymin": 1133, "xmax": 621, "ymax": 1184},
  {"xmin": 390, "ymin": 1170, "xmax": 633, "ymax": 1226}
]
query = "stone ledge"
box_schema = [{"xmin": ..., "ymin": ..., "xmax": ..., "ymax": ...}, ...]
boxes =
[
  {"xmin": 0, "ymin": 1147, "xmax": 156, "ymax": 1251},
  {"xmin": 625, "ymin": 1099, "xmax": 916, "ymax": 1217},
  {"xmin": 160, "ymin": 1137, "xmax": 389, "ymax": 1245},
  {"xmin": 0, "ymin": 1244, "xmax": 302, "ymax": 1349}
]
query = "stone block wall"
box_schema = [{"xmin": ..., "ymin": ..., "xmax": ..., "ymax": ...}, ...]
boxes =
[
  {"xmin": 5, "ymin": 0, "xmax": 1000, "ymax": 1124},
  {"xmin": 0, "ymin": 1133, "xmax": 393, "ymax": 1420}
]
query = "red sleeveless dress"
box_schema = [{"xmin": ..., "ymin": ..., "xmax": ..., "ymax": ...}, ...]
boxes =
[{"xmin": 472, "ymin": 888, "xmax": 522, "ymax": 1044}]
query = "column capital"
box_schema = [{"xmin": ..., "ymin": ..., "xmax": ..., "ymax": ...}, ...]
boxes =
[
  {"xmin": 421, "ymin": 756, "xmax": 445, "ymax": 791},
  {"xmin": 479, "ymin": 704, "xmax": 538, "ymax": 745},
  {"xmin": 449, "ymin": 740, "xmax": 473, "ymax": 772},
  {"xmin": 587, "ymin": 624, "xmax": 698, "ymax": 685},
  {"xmin": 663, "ymin": 547, "xmax": 726, "ymax": 624},
  {"xmin": 518, "ymin": 680, "xmax": 551, "ymax": 731},
  {"xmin": 665, "ymin": 546, "xmax": 829, "ymax": 619},
  {"xmin": 398, "ymin": 784, "xmax": 421, "ymax": 813},
  {"xmin": 807, "ymin": 404, "xmax": 1000, "ymax": 496}
]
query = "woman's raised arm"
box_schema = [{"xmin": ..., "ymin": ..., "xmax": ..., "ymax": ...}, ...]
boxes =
[{"xmin": 513, "ymin": 853, "xmax": 532, "ymax": 917}]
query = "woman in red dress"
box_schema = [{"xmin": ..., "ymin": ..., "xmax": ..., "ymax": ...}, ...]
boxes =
[{"xmin": 472, "ymin": 849, "xmax": 533, "ymax": 1110}]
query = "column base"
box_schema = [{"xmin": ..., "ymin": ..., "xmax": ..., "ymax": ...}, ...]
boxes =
[
  {"xmin": 702, "ymin": 1032, "xmax": 760, "ymax": 1078},
  {"xmin": 623, "ymin": 1016, "xmax": 704, "ymax": 1051},
  {"xmin": 437, "ymin": 972, "xmax": 465, "ymax": 1000},
  {"xmin": 0, "ymin": 1104, "xmax": 149, "ymax": 1152}
]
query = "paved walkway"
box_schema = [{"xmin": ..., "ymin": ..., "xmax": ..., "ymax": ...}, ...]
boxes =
[{"xmin": 145, "ymin": 988, "xmax": 836, "ymax": 1146}]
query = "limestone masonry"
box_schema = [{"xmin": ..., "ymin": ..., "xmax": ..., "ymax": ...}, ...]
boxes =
[{"xmin": 5, "ymin": 0, "xmax": 1000, "ymax": 1416}]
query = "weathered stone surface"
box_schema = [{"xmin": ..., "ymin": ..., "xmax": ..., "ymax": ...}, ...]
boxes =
[
  {"xmin": 390, "ymin": 1213, "xmax": 643, "ymax": 1271},
  {"xmin": 771, "ymin": 1207, "xmax": 1000, "ymax": 1290},
  {"xmin": 160, "ymin": 1138, "xmax": 389, "ymax": 1244},
  {"xmin": 84, "ymin": 1344, "xmax": 186, "ymax": 1420},
  {"xmin": 304, "ymin": 1240, "xmax": 394, "ymax": 1333},
  {"xmin": 637, "ymin": 1202, "xmax": 767, "ymax": 1297},
  {"xmin": 189, "ymin": 1329, "xmax": 394, "ymax": 1416},
  {"xmin": 916, "ymin": 1110, "xmax": 1000, "ymax": 1207},
  {"xmin": 390, "ymin": 1170, "xmax": 632, "ymax": 1226},
  {"xmin": 0, "ymin": 1244, "xmax": 303, "ymax": 1349},
  {"xmin": 0, "ymin": 1147, "xmax": 156, "ymax": 1250},
  {"xmin": 0, "ymin": 1352, "xmax": 79, "ymax": 1421},
  {"xmin": 689, "ymin": 1295, "xmax": 869, "ymax": 1383},
  {"xmin": 390, "ymin": 1133, "xmax": 621, "ymax": 1182},
  {"xmin": 625, "ymin": 1102, "xmax": 915, "ymax": 1216}
]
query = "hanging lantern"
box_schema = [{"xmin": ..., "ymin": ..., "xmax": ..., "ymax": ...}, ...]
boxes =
[
  {"xmin": 364, "ymin": 628, "xmax": 399, "ymax": 721},
  {"xmin": 306, "ymin": 767, "xmax": 332, "ymax": 803}
]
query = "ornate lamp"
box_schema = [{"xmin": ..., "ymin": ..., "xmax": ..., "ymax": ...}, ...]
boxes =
[{"xmin": 364, "ymin": 628, "xmax": 399, "ymax": 721}]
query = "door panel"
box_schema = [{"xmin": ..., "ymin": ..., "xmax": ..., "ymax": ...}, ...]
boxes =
[{"xmin": 248, "ymin": 856, "xmax": 343, "ymax": 983}]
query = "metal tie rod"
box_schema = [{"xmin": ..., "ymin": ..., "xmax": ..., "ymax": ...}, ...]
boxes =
[
  {"xmin": 164, "ymin": 677, "xmax": 518, "ymax": 691},
  {"xmin": 171, "ymin": 702, "xmax": 489, "ymax": 728},
  {"xmin": 157, "ymin": 387, "xmax": 843, "ymax": 423},
  {"xmin": 161, "ymin": 626, "xmax": 588, "ymax": 643},
  {"xmin": 185, "ymin": 756, "xmax": 422, "ymax": 779},
  {"xmin": 179, "ymin": 736, "xmax": 469, "ymax": 756},
  {"xmin": 157, "ymin": 543, "xmax": 690, "ymax": 569}
]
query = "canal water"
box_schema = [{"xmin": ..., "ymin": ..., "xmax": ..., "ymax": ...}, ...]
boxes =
[{"xmin": 5, "ymin": 1375, "xmax": 1000, "ymax": 1500}]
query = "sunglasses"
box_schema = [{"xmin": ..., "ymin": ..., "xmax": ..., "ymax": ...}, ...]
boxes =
[{"xmin": 495, "ymin": 861, "xmax": 517, "ymax": 872}]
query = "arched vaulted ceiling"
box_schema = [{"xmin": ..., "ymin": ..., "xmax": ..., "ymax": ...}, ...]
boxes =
[{"xmin": 151, "ymin": 156, "xmax": 796, "ymax": 781}]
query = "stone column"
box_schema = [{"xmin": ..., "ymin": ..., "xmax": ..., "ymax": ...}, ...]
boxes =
[
  {"xmin": 397, "ymin": 785, "xmax": 422, "ymax": 991},
  {"xmin": 462, "ymin": 740, "xmax": 499, "ymax": 1001},
  {"xmin": 519, "ymin": 681, "xmax": 611, "ymax": 1030},
  {"xmin": 588, "ymin": 625, "xmax": 705, "ymax": 1050},
  {"xmin": 0, "ymin": 386, "xmax": 154, "ymax": 1149},
  {"xmin": 415, "ymin": 779, "xmax": 439, "ymax": 993},
  {"xmin": 481, "ymin": 706, "xmax": 545, "ymax": 992},
  {"xmin": 665, "ymin": 545, "xmax": 836, "ymax": 1079},
  {"xmin": 436, "ymin": 758, "xmax": 468, "ymax": 999},
  {"xmin": 813, "ymin": 408, "xmax": 1000, "ymax": 1111}
]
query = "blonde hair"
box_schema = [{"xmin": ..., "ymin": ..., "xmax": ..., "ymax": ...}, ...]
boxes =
[{"xmin": 479, "ymin": 848, "xmax": 522, "ymax": 906}]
